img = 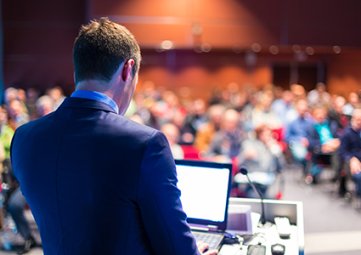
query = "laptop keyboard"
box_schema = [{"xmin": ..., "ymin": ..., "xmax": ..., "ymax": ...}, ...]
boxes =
[{"xmin": 192, "ymin": 231, "xmax": 224, "ymax": 250}]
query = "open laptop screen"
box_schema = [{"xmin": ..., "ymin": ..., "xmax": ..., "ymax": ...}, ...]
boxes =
[{"xmin": 175, "ymin": 160, "xmax": 232, "ymax": 230}]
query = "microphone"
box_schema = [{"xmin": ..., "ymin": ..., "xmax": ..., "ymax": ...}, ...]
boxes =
[{"xmin": 239, "ymin": 167, "xmax": 266, "ymax": 224}]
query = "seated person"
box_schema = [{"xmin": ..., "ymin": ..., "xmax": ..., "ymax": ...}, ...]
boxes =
[
  {"xmin": 161, "ymin": 122, "xmax": 184, "ymax": 160},
  {"xmin": 328, "ymin": 95, "xmax": 350, "ymax": 194},
  {"xmin": 194, "ymin": 104, "xmax": 225, "ymax": 155},
  {"xmin": 250, "ymin": 90, "xmax": 282, "ymax": 130},
  {"xmin": 328, "ymin": 95, "xmax": 349, "ymax": 137},
  {"xmin": 205, "ymin": 109, "xmax": 244, "ymax": 162},
  {"xmin": 306, "ymin": 104, "xmax": 340, "ymax": 184},
  {"xmin": 340, "ymin": 108, "xmax": 361, "ymax": 201},
  {"xmin": 236, "ymin": 125, "xmax": 284, "ymax": 198},
  {"xmin": 286, "ymin": 99, "xmax": 313, "ymax": 176}
]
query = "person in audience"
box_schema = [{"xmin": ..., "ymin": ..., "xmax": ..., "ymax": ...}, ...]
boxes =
[
  {"xmin": 271, "ymin": 89, "xmax": 297, "ymax": 128},
  {"xmin": 35, "ymin": 95, "xmax": 55, "ymax": 117},
  {"xmin": 249, "ymin": 90, "xmax": 282, "ymax": 130},
  {"xmin": 147, "ymin": 101, "xmax": 164, "ymax": 130},
  {"xmin": 306, "ymin": 104, "xmax": 340, "ymax": 184},
  {"xmin": 26, "ymin": 88, "xmax": 41, "ymax": 120},
  {"xmin": 172, "ymin": 109, "xmax": 196, "ymax": 145},
  {"xmin": 194, "ymin": 104, "xmax": 225, "ymax": 154},
  {"xmin": 290, "ymin": 83, "xmax": 306, "ymax": 101},
  {"xmin": 4, "ymin": 87, "xmax": 18, "ymax": 106},
  {"xmin": 161, "ymin": 122, "xmax": 184, "ymax": 159},
  {"xmin": 15, "ymin": 89, "xmax": 29, "ymax": 117},
  {"xmin": 10, "ymin": 18, "xmax": 215, "ymax": 255},
  {"xmin": 240, "ymin": 87, "xmax": 258, "ymax": 132},
  {"xmin": 340, "ymin": 108, "xmax": 361, "ymax": 203},
  {"xmin": 206, "ymin": 108, "xmax": 244, "ymax": 162},
  {"xmin": 237, "ymin": 125, "xmax": 284, "ymax": 197},
  {"xmin": 220, "ymin": 82, "xmax": 241, "ymax": 108},
  {"xmin": 46, "ymin": 86, "xmax": 65, "ymax": 110},
  {"xmin": 132, "ymin": 92, "xmax": 152, "ymax": 125},
  {"xmin": 7, "ymin": 99, "xmax": 29, "ymax": 130},
  {"xmin": 286, "ymin": 99, "xmax": 314, "ymax": 176},
  {"xmin": 307, "ymin": 82, "xmax": 331, "ymax": 107},
  {"xmin": 181, "ymin": 99, "xmax": 207, "ymax": 145},
  {"xmin": 161, "ymin": 90, "xmax": 182, "ymax": 124},
  {"xmin": 343, "ymin": 92, "xmax": 360, "ymax": 117},
  {"xmin": 328, "ymin": 95, "xmax": 350, "ymax": 191},
  {"xmin": 17, "ymin": 89, "xmax": 27, "ymax": 106},
  {"xmin": 6, "ymin": 185, "xmax": 37, "ymax": 254},
  {"xmin": 328, "ymin": 95, "xmax": 349, "ymax": 137}
]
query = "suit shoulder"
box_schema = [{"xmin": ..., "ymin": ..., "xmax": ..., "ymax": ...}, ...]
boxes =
[
  {"xmin": 14, "ymin": 112, "xmax": 56, "ymax": 136},
  {"xmin": 127, "ymin": 118, "xmax": 162, "ymax": 140},
  {"xmin": 107, "ymin": 113, "xmax": 162, "ymax": 142}
]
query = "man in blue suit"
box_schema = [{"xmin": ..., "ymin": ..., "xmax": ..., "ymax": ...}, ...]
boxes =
[{"xmin": 11, "ymin": 17, "xmax": 216, "ymax": 255}]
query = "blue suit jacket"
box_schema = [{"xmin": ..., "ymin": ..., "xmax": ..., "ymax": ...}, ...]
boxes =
[{"xmin": 11, "ymin": 97, "xmax": 199, "ymax": 255}]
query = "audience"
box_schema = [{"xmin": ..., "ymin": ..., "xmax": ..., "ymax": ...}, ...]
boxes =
[{"xmin": 1, "ymin": 82, "xmax": 361, "ymax": 251}]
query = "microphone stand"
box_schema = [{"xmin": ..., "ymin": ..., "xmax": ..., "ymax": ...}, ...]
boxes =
[{"xmin": 240, "ymin": 167, "xmax": 266, "ymax": 225}]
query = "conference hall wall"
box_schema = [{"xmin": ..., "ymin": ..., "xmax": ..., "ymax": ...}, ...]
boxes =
[{"xmin": 3, "ymin": 0, "xmax": 361, "ymax": 98}]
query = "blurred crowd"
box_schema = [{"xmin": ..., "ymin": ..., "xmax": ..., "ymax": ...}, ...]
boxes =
[
  {"xmin": 125, "ymin": 82, "xmax": 361, "ymax": 200},
  {"xmin": 1, "ymin": 83, "xmax": 361, "ymax": 197},
  {"xmin": 0, "ymin": 84, "xmax": 360, "ymax": 191},
  {"xmin": 0, "ymin": 86, "xmax": 66, "ymax": 169},
  {"xmin": 0, "ymin": 82, "xmax": 360, "ymax": 252},
  {"xmin": 0, "ymin": 86, "xmax": 67, "ymax": 252}
]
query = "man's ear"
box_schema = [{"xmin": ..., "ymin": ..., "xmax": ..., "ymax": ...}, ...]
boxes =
[{"xmin": 121, "ymin": 59, "xmax": 135, "ymax": 81}]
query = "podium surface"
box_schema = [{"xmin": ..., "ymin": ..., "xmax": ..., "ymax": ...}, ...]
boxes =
[{"xmin": 221, "ymin": 198, "xmax": 304, "ymax": 255}]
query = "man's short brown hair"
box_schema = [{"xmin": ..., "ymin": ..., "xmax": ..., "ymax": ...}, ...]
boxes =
[{"xmin": 73, "ymin": 17, "xmax": 141, "ymax": 84}]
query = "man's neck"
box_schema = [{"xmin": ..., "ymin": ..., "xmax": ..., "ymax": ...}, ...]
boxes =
[{"xmin": 75, "ymin": 80, "xmax": 114, "ymax": 99}]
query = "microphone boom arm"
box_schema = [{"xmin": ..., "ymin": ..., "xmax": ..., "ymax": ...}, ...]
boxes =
[{"xmin": 240, "ymin": 167, "xmax": 266, "ymax": 224}]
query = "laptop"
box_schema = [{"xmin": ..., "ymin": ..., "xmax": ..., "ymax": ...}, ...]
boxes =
[{"xmin": 175, "ymin": 159, "xmax": 232, "ymax": 250}]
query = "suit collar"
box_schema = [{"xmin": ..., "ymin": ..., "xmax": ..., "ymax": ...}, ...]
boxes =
[
  {"xmin": 59, "ymin": 97, "xmax": 118, "ymax": 114},
  {"xmin": 71, "ymin": 90, "xmax": 119, "ymax": 114}
]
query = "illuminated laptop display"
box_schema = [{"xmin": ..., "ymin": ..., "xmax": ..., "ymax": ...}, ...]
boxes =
[{"xmin": 175, "ymin": 160, "xmax": 232, "ymax": 230}]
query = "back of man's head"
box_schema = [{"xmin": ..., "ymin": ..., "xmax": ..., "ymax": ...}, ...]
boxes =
[
  {"xmin": 351, "ymin": 108, "xmax": 361, "ymax": 131},
  {"xmin": 73, "ymin": 17, "xmax": 141, "ymax": 84}
]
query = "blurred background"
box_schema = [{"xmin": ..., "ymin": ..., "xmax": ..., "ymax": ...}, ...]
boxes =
[
  {"xmin": 2, "ymin": 0, "xmax": 361, "ymax": 96},
  {"xmin": 2, "ymin": 1, "xmax": 361, "ymax": 254}
]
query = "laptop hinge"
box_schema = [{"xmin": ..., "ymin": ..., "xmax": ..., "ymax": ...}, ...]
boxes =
[
  {"xmin": 206, "ymin": 225, "xmax": 219, "ymax": 232},
  {"xmin": 191, "ymin": 224, "xmax": 219, "ymax": 232}
]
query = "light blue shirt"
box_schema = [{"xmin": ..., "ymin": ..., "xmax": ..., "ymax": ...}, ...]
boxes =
[
  {"xmin": 71, "ymin": 90, "xmax": 119, "ymax": 114},
  {"xmin": 315, "ymin": 122, "xmax": 334, "ymax": 145}
]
